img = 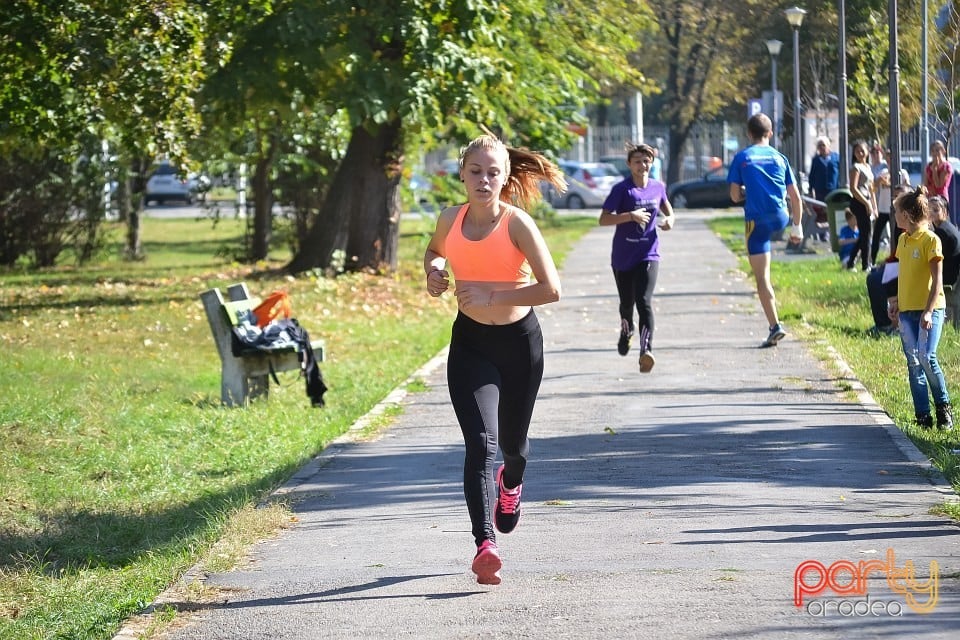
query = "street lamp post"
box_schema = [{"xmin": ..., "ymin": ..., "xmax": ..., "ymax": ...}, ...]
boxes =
[
  {"xmin": 837, "ymin": 0, "xmax": 849, "ymax": 187},
  {"xmin": 766, "ymin": 39, "xmax": 783, "ymax": 149},
  {"xmin": 785, "ymin": 7, "xmax": 807, "ymax": 175}
]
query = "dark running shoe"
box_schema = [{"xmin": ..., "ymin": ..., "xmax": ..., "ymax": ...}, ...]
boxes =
[
  {"xmin": 617, "ymin": 320, "xmax": 633, "ymax": 356},
  {"xmin": 471, "ymin": 540, "xmax": 502, "ymax": 585},
  {"xmin": 760, "ymin": 324, "xmax": 787, "ymax": 348},
  {"xmin": 494, "ymin": 464, "xmax": 522, "ymax": 534}
]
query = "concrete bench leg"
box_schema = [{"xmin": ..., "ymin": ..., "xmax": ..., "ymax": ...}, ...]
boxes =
[{"xmin": 221, "ymin": 358, "xmax": 270, "ymax": 407}]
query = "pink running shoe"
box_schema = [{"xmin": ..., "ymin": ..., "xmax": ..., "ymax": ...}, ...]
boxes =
[
  {"xmin": 472, "ymin": 540, "xmax": 502, "ymax": 585},
  {"xmin": 494, "ymin": 464, "xmax": 522, "ymax": 534}
]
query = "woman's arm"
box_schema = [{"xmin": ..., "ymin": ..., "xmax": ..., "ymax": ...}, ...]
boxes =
[
  {"xmin": 598, "ymin": 208, "xmax": 650, "ymax": 227},
  {"xmin": 925, "ymin": 258, "xmax": 944, "ymax": 315},
  {"xmin": 489, "ymin": 211, "xmax": 561, "ymax": 307},
  {"xmin": 657, "ymin": 198, "xmax": 675, "ymax": 230},
  {"xmin": 422, "ymin": 206, "xmax": 458, "ymax": 297}
]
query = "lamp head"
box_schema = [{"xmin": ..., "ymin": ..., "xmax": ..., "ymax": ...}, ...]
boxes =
[
  {"xmin": 785, "ymin": 6, "xmax": 807, "ymax": 28},
  {"xmin": 765, "ymin": 39, "xmax": 783, "ymax": 57}
]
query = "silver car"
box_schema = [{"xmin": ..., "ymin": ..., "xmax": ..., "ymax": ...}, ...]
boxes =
[
  {"xmin": 548, "ymin": 161, "xmax": 623, "ymax": 209},
  {"xmin": 145, "ymin": 162, "xmax": 209, "ymax": 205}
]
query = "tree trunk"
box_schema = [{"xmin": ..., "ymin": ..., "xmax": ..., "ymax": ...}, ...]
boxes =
[
  {"xmin": 251, "ymin": 155, "xmax": 274, "ymax": 261},
  {"xmin": 286, "ymin": 120, "xmax": 404, "ymax": 275},
  {"xmin": 125, "ymin": 209, "xmax": 142, "ymax": 260},
  {"xmin": 124, "ymin": 157, "xmax": 150, "ymax": 260},
  {"xmin": 666, "ymin": 123, "xmax": 692, "ymax": 186}
]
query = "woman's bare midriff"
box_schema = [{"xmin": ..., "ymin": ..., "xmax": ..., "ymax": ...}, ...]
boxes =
[{"xmin": 456, "ymin": 280, "xmax": 531, "ymax": 325}]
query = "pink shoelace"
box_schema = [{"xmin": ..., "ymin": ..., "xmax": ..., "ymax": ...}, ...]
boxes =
[{"xmin": 499, "ymin": 483, "xmax": 521, "ymax": 513}]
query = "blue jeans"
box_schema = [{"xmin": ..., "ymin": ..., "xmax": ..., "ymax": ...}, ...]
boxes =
[{"xmin": 898, "ymin": 309, "xmax": 951, "ymax": 415}]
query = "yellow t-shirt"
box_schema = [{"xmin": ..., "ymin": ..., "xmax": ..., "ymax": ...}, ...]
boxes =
[{"xmin": 896, "ymin": 228, "xmax": 944, "ymax": 311}]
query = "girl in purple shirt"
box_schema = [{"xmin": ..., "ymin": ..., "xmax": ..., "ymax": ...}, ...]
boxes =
[{"xmin": 599, "ymin": 143, "xmax": 675, "ymax": 372}]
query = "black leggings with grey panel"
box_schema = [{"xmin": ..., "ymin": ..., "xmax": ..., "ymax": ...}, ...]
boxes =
[{"xmin": 447, "ymin": 309, "xmax": 543, "ymax": 547}]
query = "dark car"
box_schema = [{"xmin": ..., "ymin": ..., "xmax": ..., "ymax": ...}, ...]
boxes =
[{"xmin": 667, "ymin": 166, "xmax": 734, "ymax": 209}]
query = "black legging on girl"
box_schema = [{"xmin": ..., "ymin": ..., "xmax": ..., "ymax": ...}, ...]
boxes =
[{"xmin": 446, "ymin": 309, "xmax": 543, "ymax": 546}]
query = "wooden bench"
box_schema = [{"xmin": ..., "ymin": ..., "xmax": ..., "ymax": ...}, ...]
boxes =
[{"xmin": 200, "ymin": 283, "xmax": 325, "ymax": 407}]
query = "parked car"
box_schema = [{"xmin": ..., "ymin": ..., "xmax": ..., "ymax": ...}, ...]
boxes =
[
  {"xmin": 598, "ymin": 155, "xmax": 631, "ymax": 179},
  {"xmin": 667, "ymin": 166, "xmax": 734, "ymax": 209},
  {"xmin": 548, "ymin": 160, "xmax": 622, "ymax": 209},
  {"xmin": 145, "ymin": 162, "xmax": 209, "ymax": 205},
  {"xmin": 680, "ymin": 155, "xmax": 723, "ymax": 181}
]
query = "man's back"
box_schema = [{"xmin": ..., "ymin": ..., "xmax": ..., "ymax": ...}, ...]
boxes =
[
  {"xmin": 935, "ymin": 220, "xmax": 960, "ymax": 285},
  {"xmin": 728, "ymin": 144, "xmax": 792, "ymax": 221}
]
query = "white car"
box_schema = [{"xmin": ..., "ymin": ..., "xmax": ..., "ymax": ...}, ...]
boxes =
[
  {"xmin": 548, "ymin": 161, "xmax": 623, "ymax": 209},
  {"xmin": 145, "ymin": 162, "xmax": 209, "ymax": 205}
]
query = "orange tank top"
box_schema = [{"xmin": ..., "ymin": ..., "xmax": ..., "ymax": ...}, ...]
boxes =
[{"xmin": 445, "ymin": 204, "xmax": 531, "ymax": 282}]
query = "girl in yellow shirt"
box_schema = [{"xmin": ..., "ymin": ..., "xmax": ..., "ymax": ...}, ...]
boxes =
[{"xmin": 887, "ymin": 187, "xmax": 953, "ymax": 429}]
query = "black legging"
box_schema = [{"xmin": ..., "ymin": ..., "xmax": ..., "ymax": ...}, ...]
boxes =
[
  {"xmin": 870, "ymin": 212, "xmax": 890, "ymax": 264},
  {"xmin": 847, "ymin": 199, "xmax": 873, "ymax": 270},
  {"xmin": 613, "ymin": 260, "xmax": 660, "ymax": 352},
  {"xmin": 446, "ymin": 309, "xmax": 543, "ymax": 547}
]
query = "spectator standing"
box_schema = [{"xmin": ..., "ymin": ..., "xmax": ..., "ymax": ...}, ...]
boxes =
[
  {"xmin": 726, "ymin": 113, "xmax": 803, "ymax": 348},
  {"xmin": 808, "ymin": 136, "xmax": 840, "ymax": 240},
  {"xmin": 649, "ymin": 147, "xmax": 663, "ymax": 182},
  {"xmin": 887, "ymin": 187, "xmax": 953, "ymax": 429},
  {"xmin": 924, "ymin": 140, "xmax": 953, "ymax": 202},
  {"xmin": 846, "ymin": 141, "xmax": 878, "ymax": 271}
]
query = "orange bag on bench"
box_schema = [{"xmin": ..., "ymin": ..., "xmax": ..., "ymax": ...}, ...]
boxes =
[{"xmin": 252, "ymin": 290, "xmax": 292, "ymax": 328}]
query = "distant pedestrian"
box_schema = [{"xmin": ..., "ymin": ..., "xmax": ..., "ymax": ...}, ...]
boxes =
[
  {"xmin": 598, "ymin": 142, "xmax": 675, "ymax": 373},
  {"xmin": 726, "ymin": 113, "xmax": 803, "ymax": 348},
  {"xmin": 649, "ymin": 146, "xmax": 663, "ymax": 182},
  {"xmin": 423, "ymin": 133, "xmax": 566, "ymax": 585},
  {"xmin": 924, "ymin": 140, "xmax": 953, "ymax": 202},
  {"xmin": 846, "ymin": 141, "xmax": 878, "ymax": 272},
  {"xmin": 808, "ymin": 136, "xmax": 840, "ymax": 241},
  {"xmin": 887, "ymin": 187, "xmax": 953, "ymax": 429}
]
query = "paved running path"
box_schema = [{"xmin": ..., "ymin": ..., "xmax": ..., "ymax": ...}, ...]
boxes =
[{"xmin": 147, "ymin": 213, "xmax": 958, "ymax": 639}]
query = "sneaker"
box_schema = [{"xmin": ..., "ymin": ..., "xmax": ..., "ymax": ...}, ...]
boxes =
[
  {"xmin": 760, "ymin": 324, "xmax": 787, "ymax": 348},
  {"xmin": 639, "ymin": 349, "xmax": 655, "ymax": 373},
  {"xmin": 494, "ymin": 464, "xmax": 522, "ymax": 534},
  {"xmin": 471, "ymin": 540, "xmax": 502, "ymax": 585},
  {"xmin": 617, "ymin": 320, "xmax": 633, "ymax": 356},
  {"xmin": 916, "ymin": 413, "xmax": 934, "ymax": 429}
]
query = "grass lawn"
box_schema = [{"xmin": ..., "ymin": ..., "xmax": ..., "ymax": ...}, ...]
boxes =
[
  {"xmin": 3, "ymin": 211, "xmax": 957, "ymax": 639},
  {"xmin": 708, "ymin": 216, "xmax": 960, "ymax": 516},
  {"xmin": 0, "ymin": 211, "xmax": 597, "ymax": 640}
]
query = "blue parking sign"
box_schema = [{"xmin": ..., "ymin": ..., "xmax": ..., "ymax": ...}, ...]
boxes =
[{"xmin": 748, "ymin": 99, "xmax": 762, "ymax": 117}]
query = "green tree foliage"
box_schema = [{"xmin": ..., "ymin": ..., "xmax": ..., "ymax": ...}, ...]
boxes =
[
  {"xmin": 231, "ymin": 0, "xmax": 653, "ymax": 274},
  {"xmin": 637, "ymin": 1, "xmax": 760, "ymax": 184},
  {"xmin": 844, "ymin": 0, "xmax": 925, "ymax": 147},
  {"xmin": 0, "ymin": 0, "xmax": 208, "ymax": 262}
]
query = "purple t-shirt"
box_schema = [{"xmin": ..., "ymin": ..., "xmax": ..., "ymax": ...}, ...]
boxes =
[{"xmin": 601, "ymin": 178, "xmax": 668, "ymax": 270}]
